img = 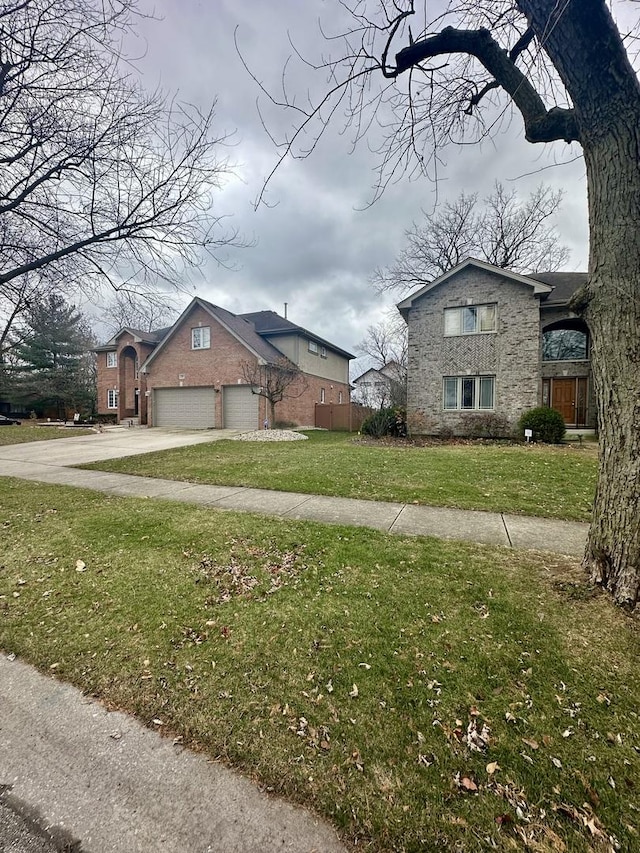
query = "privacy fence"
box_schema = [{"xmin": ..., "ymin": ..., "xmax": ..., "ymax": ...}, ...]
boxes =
[{"xmin": 314, "ymin": 403, "xmax": 375, "ymax": 432}]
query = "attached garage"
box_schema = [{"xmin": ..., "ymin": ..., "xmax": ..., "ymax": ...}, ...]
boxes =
[
  {"xmin": 153, "ymin": 387, "xmax": 216, "ymax": 429},
  {"xmin": 223, "ymin": 385, "xmax": 259, "ymax": 430}
]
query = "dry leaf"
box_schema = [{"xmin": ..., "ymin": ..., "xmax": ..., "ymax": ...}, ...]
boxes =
[
  {"xmin": 486, "ymin": 761, "xmax": 500, "ymax": 775},
  {"xmin": 522, "ymin": 738, "xmax": 539, "ymax": 750},
  {"xmin": 349, "ymin": 683, "xmax": 359, "ymax": 698},
  {"xmin": 75, "ymin": 559, "xmax": 86, "ymax": 572},
  {"xmin": 460, "ymin": 776, "xmax": 478, "ymax": 792}
]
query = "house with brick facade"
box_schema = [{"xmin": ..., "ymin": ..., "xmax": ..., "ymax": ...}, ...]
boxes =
[
  {"xmin": 95, "ymin": 297, "xmax": 353, "ymax": 429},
  {"xmin": 397, "ymin": 258, "xmax": 593, "ymax": 436}
]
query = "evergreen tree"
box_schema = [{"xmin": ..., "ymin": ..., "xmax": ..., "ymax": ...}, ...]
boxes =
[{"xmin": 13, "ymin": 293, "xmax": 95, "ymax": 418}]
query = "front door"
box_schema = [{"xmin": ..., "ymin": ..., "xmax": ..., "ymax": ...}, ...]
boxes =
[{"xmin": 552, "ymin": 378, "xmax": 576, "ymax": 423}]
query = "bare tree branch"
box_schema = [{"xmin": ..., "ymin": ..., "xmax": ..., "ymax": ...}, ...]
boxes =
[
  {"xmin": 373, "ymin": 182, "xmax": 568, "ymax": 295},
  {"xmin": 0, "ymin": 0, "xmax": 242, "ymax": 355},
  {"xmin": 240, "ymin": 357, "xmax": 308, "ymax": 426}
]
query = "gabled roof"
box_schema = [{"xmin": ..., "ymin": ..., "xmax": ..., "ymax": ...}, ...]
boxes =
[
  {"xmin": 352, "ymin": 362, "xmax": 403, "ymax": 384},
  {"xmin": 241, "ymin": 310, "xmax": 355, "ymax": 360},
  {"xmin": 140, "ymin": 297, "xmax": 285, "ymax": 370},
  {"xmin": 352, "ymin": 366, "xmax": 387, "ymax": 384},
  {"xmin": 396, "ymin": 258, "xmax": 554, "ymax": 318},
  {"xmin": 94, "ymin": 326, "xmax": 172, "ymax": 352}
]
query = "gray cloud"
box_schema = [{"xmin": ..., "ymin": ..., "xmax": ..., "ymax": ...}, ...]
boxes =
[{"xmin": 124, "ymin": 1, "xmax": 589, "ymax": 363}]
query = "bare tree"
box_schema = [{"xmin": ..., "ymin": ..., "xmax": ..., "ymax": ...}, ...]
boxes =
[
  {"xmin": 100, "ymin": 292, "xmax": 182, "ymax": 336},
  {"xmin": 240, "ymin": 358, "xmax": 308, "ymax": 426},
  {"xmin": 252, "ymin": 1, "xmax": 640, "ymax": 609},
  {"xmin": 0, "ymin": 0, "xmax": 238, "ymax": 364},
  {"xmin": 355, "ymin": 313, "xmax": 407, "ymax": 406},
  {"xmin": 374, "ymin": 183, "xmax": 568, "ymax": 296}
]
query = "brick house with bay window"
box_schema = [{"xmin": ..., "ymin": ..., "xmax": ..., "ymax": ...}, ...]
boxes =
[
  {"xmin": 95, "ymin": 297, "xmax": 353, "ymax": 429},
  {"xmin": 397, "ymin": 258, "xmax": 594, "ymax": 435}
]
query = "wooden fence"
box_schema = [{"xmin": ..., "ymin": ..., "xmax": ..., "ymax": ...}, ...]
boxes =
[{"xmin": 314, "ymin": 403, "xmax": 374, "ymax": 432}]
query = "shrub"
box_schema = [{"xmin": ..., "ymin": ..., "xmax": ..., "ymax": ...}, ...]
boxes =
[
  {"xmin": 460, "ymin": 413, "xmax": 512, "ymax": 439},
  {"xmin": 518, "ymin": 407, "xmax": 566, "ymax": 443},
  {"xmin": 361, "ymin": 407, "xmax": 407, "ymax": 438}
]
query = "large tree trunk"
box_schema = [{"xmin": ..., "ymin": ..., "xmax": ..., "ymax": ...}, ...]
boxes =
[{"xmin": 580, "ymin": 125, "xmax": 640, "ymax": 607}]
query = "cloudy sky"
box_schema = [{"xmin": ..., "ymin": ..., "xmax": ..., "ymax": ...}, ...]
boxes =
[{"xmin": 125, "ymin": 0, "xmax": 590, "ymax": 371}]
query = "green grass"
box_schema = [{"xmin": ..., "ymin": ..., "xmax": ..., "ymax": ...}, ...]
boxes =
[
  {"xmin": 80, "ymin": 431, "xmax": 597, "ymax": 521},
  {"xmin": 0, "ymin": 424, "xmax": 95, "ymax": 445},
  {"xmin": 1, "ymin": 478, "xmax": 637, "ymax": 852}
]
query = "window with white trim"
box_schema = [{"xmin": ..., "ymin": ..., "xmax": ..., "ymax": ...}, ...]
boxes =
[
  {"xmin": 107, "ymin": 389, "xmax": 119, "ymax": 409},
  {"xmin": 443, "ymin": 376, "xmax": 495, "ymax": 410},
  {"xmin": 106, "ymin": 351, "xmax": 117, "ymax": 368},
  {"xmin": 444, "ymin": 304, "xmax": 496, "ymax": 336},
  {"xmin": 308, "ymin": 340, "xmax": 318, "ymax": 354},
  {"xmin": 338, "ymin": 391, "xmax": 343, "ymax": 403},
  {"xmin": 191, "ymin": 326, "xmax": 211, "ymax": 350},
  {"xmin": 320, "ymin": 387, "xmax": 325, "ymax": 403},
  {"xmin": 320, "ymin": 346, "xmax": 327, "ymax": 358}
]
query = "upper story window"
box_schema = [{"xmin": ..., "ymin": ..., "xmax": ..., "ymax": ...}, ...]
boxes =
[
  {"xmin": 542, "ymin": 328, "xmax": 588, "ymax": 361},
  {"xmin": 320, "ymin": 346, "xmax": 327, "ymax": 358},
  {"xmin": 444, "ymin": 304, "xmax": 496, "ymax": 336},
  {"xmin": 308, "ymin": 340, "xmax": 319, "ymax": 354},
  {"xmin": 106, "ymin": 351, "xmax": 117, "ymax": 368},
  {"xmin": 191, "ymin": 326, "xmax": 211, "ymax": 350}
]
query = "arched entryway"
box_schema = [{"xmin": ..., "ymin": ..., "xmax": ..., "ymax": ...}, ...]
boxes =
[
  {"xmin": 118, "ymin": 345, "xmax": 148, "ymax": 424},
  {"xmin": 541, "ymin": 319, "xmax": 591, "ymax": 427}
]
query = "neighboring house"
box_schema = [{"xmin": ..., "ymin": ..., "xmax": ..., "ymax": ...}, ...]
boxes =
[
  {"xmin": 95, "ymin": 297, "xmax": 353, "ymax": 429},
  {"xmin": 397, "ymin": 258, "xmax": 593, "ymax": 435},
  {"xmin": 352, "ymin": 361, "xmax": 406, "ymax": 408}
]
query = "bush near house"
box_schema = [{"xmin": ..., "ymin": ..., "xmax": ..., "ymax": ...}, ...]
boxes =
[
  {"xmin": 459, "ymin": 413, "xmax": 512, "ymax": 439},
  {"xmin": 360, "ymin": 406, "xmax": 407, "ymax": 438},
  {"xmin": 518, "ymin": 406, "xmax": 566, "ymax": 444}
]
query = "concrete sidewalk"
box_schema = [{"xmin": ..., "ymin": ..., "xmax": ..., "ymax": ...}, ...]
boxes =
[
  {"xmin": 0, "ymin": 655, "xmax": 345, "ymax": 853},
  {"xmin": 0, "ymin": 456, "xmax": 588, "ymax": 557}
]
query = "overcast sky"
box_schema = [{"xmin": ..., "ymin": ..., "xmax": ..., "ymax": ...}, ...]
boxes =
[{"xmin": 119, "ymin": 0, "xmax": 590, "ymax": 371}]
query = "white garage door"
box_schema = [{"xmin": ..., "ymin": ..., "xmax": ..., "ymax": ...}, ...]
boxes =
[
  {"xmin": 154, "ymin": 387, "xmax": 216, "ymax": 429},
  {"xmin": 223, "ymin": 385, "xmax": 259, "ymax": 430}
]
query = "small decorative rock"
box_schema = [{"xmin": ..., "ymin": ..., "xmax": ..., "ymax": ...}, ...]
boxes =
[{"xmin": 232, "ymin": 429, "xmax": 308, "ymax": 442}]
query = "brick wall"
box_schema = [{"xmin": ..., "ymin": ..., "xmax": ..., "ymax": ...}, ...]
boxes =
[
  {"xmin": 406, "ymin": 267, "xmax": 541, "ymax": 435},
  {"xmin": 143, "ymin": 305, "xmax": 351, "ymax": 428},
  {"xmin": 96, "ymin": 334, "xmax": 155, "ymax": 423}
]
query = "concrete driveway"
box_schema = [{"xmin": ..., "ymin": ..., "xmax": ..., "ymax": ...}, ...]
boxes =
[{"xmin": 0, "ymin": 426, "xmax": 238, "ymax": 466}]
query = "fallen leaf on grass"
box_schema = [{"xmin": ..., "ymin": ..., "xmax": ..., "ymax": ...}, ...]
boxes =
[
  {"xmin": 460, "ymin": 776, "xmax": 478, "ymax": 793},
  {"xmin": 522, "ymin": 738, "xmax": 539, "ymax": 750},
  {"xmin": 486, "ymin": 761, "xmax": 500, "ymax": 776},
  {"xmin": 75, "ymin": 560, "xmax": 86, "ymax": 572},
  {"xmin": 349, "ymin": 683, "xmax": 359, "ymax": 698}
]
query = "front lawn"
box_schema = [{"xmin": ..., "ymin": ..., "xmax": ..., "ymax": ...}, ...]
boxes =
[
  {"xmin": 80, "ymin": 431, "xmax": 597, "ymax": 521},
  {"xmin": 0, "ymin": 424, "xmax": 95, "ymax": 445},
  {"xmin": 0, "ymin": 478, "xmax": 636, "ymax": 852}
]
